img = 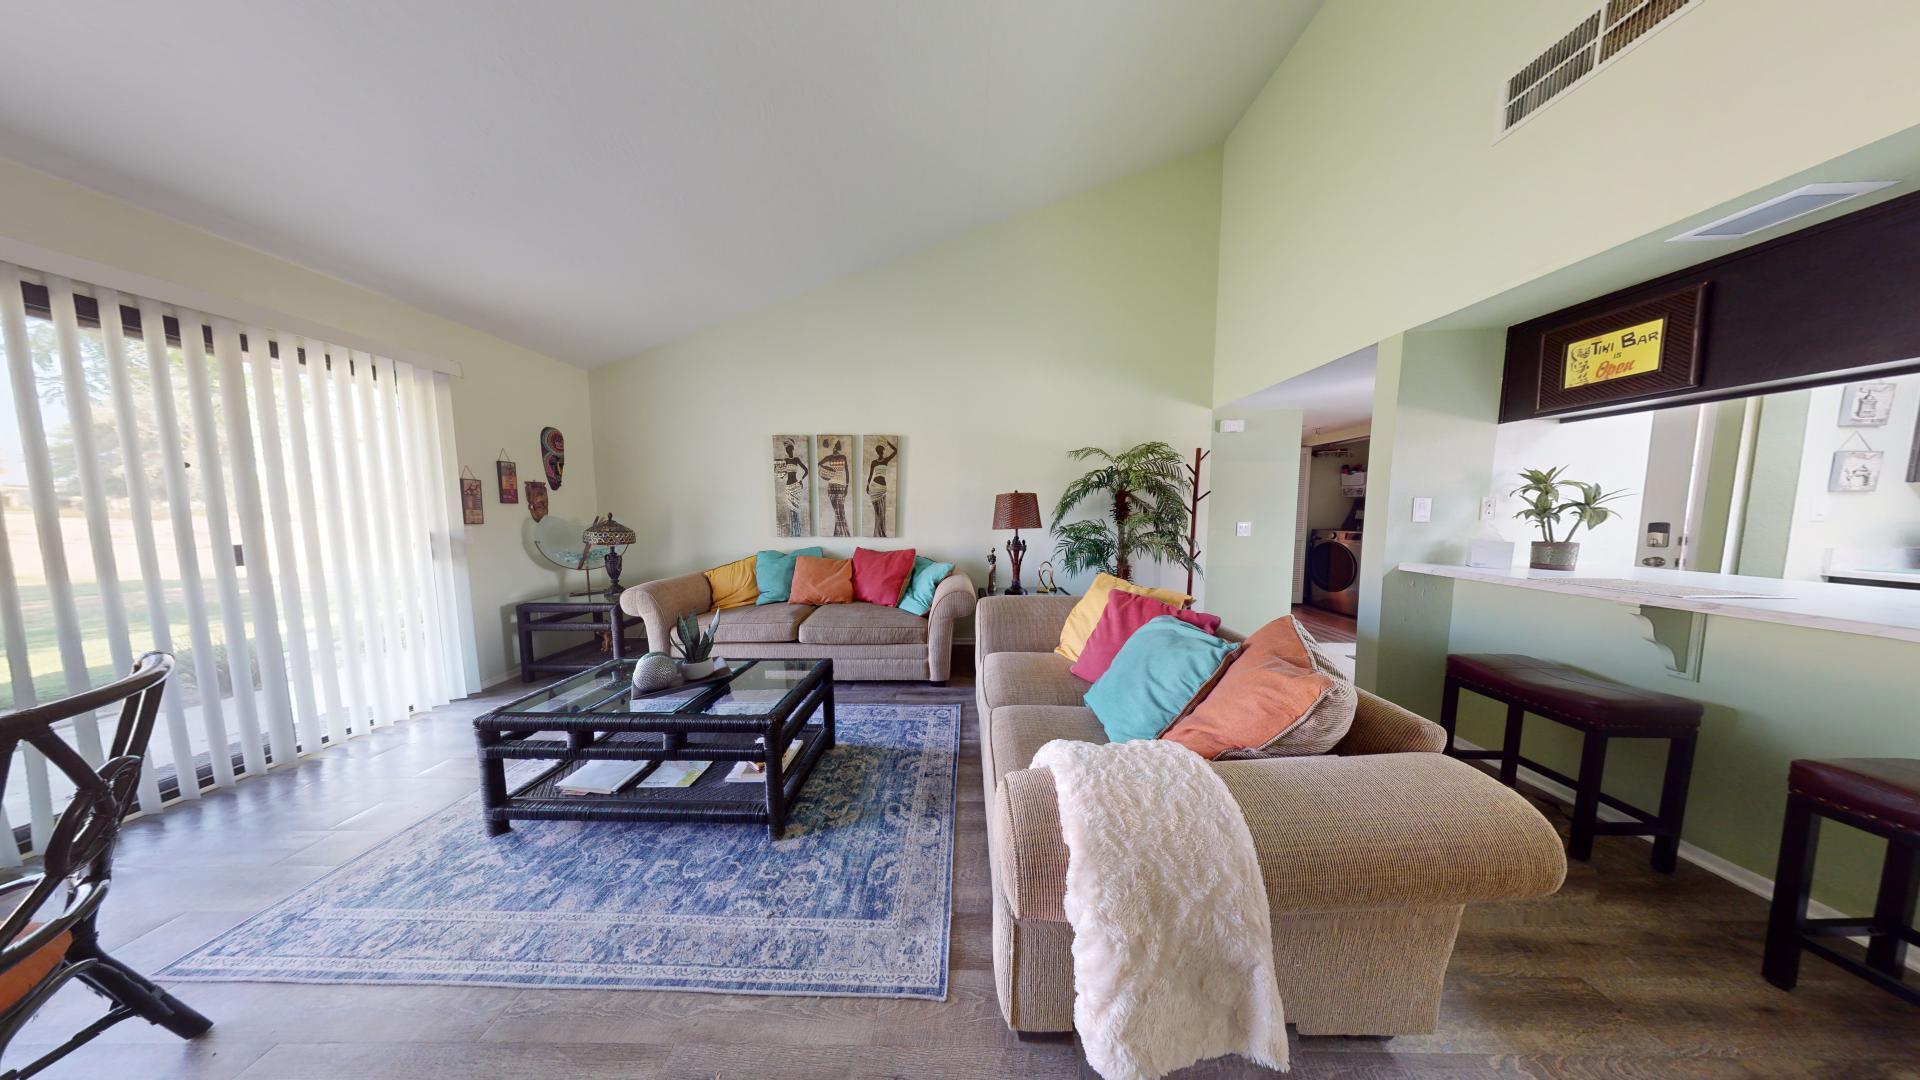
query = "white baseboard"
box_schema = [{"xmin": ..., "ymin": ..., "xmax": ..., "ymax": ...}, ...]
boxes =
[{"xmin": 1452, "ymin": 736, "xmax": 1920, "ymax": 976}]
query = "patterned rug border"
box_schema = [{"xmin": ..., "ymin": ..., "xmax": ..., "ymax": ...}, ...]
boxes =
[{"xmin": 158, "ymin": 702, "xmax": 961, "ymax": 1001}]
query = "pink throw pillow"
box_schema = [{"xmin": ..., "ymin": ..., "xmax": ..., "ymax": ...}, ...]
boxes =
[
  {"xmin": 1071, "ymin": 589, "xmax": 1222, "ymax": 683},
  {"xmin": 851, "ymin": 547, "xmax": 917, "ymax": 607}
]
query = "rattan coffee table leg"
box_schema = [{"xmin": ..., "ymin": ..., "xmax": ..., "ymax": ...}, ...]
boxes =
[{"xmin": 476, "ymin": 728, "xmax": 512, "ymax": 836}]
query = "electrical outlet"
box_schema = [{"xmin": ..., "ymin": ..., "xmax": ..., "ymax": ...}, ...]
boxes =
[
  {"xmin": 1411, "ymin": 497, "xmax": 1433, "ymax": 524},
  {"xmin": 1235, "ymin": 521, "xmax": 1253, "ymax": 537},
  {"xmin": 1479, "ymin": 496, "xmax": 1496, "ymax": 522}
]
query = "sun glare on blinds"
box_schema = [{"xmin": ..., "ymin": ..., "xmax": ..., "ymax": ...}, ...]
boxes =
[{"xmin": 0, "ymin": 262, "xmax": 477, "ymax": 855}]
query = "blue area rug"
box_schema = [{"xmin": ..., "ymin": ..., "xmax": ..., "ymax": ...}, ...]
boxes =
[{"xmin": 160, "ymin": 703, "xmax": 959, "ymax": 999}]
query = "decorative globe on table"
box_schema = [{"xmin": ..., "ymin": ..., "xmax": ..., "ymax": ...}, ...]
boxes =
[{"xmin": 631, "ymin": 652, "xmax": 683, "ymax": 693}]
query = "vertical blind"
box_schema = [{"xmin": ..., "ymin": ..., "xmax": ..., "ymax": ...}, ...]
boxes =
[{"xmin": 0, "ymin": 260, "xmax": 478, "ymax": 857}]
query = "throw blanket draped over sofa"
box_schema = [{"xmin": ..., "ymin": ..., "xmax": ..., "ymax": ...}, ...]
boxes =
[{"xmin": 1032, "ymin": 737, "xmax": 1287, "ymax": 1080}]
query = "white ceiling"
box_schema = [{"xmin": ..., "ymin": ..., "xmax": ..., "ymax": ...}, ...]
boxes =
[
  {"xmin": 1227, "ymin": 345, "xmax": 1376, "ymax": 437},
  {"xmin": 0, "ymin": 1, "xmax": 1320, "ymax": 367}
]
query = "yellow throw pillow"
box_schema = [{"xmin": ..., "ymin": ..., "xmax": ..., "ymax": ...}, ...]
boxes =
[
  {"xmin": 704, "ymin": 555, "xmax": 760, "ymax": 610},
  {"xmin": 1055, "ymin": 572, "xmax": 1192, "ymax": 662}
]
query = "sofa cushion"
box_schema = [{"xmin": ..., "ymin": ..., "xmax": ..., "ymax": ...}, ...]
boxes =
[
  {"xmin": 1054, "ymin": 573, "xmax": 1192, "ymax": 663},
  {"xmin": 798, "ymin": 602, "xmax": 928, "ymax": 646},
  {"xmin": 988, "ymin": 705, "xmax": 1106, "ymax": 787},
  {"xmin": 790, "ymin": 555, "xmax": 855, "ymax": 605},
  {"xmin": 755, "ymin": 547, "xmax": 824, "ymax": 605},
  {"xmin": 703, "ymin": 555, "xmax": 761, "ymax": 610},
  {"xmin": 852, "ymin": 547, "xmax": 917, "ymax": 606},
  {"xmin": 1163, "ymin": 614, "xmax": 1356, "ymax": 759},
  {"xmin": 896, "ymin": 556, "xmax": 955, "ymax": 616},
  {"xmin": 1070, "ymin": 589, "xmax": 1222, "ymax": 683},
  {"xmin": 702, "ymin": 602, "xmax": 813, "ymax": 643},
  {"xmin": 1084, "ymin": 616, "xmax": 1239, "ymax": 742},
  {"xmin": 982, "ymin": 652, "xmax": 1090, "ymax": 712}
]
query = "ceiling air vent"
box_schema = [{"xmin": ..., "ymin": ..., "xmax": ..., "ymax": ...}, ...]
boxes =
[
  {"xmin": 1498, "ymin": 0, "xmax": 1701, "ymax": 139},
  {"xmin": 1667, "ymin": 182, "xmax": 1897, "ymax": 242}
]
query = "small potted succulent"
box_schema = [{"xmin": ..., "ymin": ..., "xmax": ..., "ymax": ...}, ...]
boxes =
[
  {"xmin": 1510, "ymin": 466, "xmax": 1629, "ymax": 571},
  {"xmin": 673, "ymin": 610, "xmax": 722, "ymax": 678}
]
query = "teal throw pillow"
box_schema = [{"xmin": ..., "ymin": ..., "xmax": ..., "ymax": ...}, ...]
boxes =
[
  {"xmin": 896, "ymin": 556, "xmax": 955, "ymax": 616},
  {"xmin": 1084, "ymin": 616, "xmax": 1239, "ymax": 743},
  {"xmin": 755, "ymin": 547, "xmax": 824, "ymax": 604}
]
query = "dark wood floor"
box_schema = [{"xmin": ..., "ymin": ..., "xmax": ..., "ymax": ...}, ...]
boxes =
[
  {"xmin": 1292, "ymin": 604, "xmax": 1356, "ymax": 644},
  {"xmin": 13, "ymin": 676, "xmax": 1920, "ymax": 1079}
]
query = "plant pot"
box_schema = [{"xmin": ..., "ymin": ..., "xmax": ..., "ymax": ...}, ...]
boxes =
[
  {"xmin": 678, "ymin": 658, "xmax": 718, "ymax": 679},
  {"xmin": 1529, "ymin": 541, "xmax": 1581, "ymax": 571}
]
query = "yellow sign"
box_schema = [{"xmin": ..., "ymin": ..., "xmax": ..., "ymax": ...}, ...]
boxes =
[{"xmin": 1563, "ymin": 317, "xmax": 1665, "ymax": 389}]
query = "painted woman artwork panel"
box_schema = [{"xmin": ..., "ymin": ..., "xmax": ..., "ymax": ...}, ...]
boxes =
[
  {"xmin": 860, "ymin": 434, "xmax": 900, "ymax": 538},
  {"xmin": 815, "ymin": 435, "xmax": 854, "ymax": 538},
  {"xmin": 771, "ymin": 435, "xmax": 813, "ymax": 537}
]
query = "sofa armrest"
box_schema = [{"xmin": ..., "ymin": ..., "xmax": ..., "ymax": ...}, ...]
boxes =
[
  {"xmin": 619, "ymin": 572, "xmax": 713, "ymax": 654},
  {"xmin": 993, "ymin": 753, "xmax": 1564, "ymax": 923},
  {"xmin": 1334, "ymin": 690, "xmax": 1448, "ymax": 756},
  {"xmin": 925, "ymin": 571, "xmax": 978, "ymax": 681},
  {"xmin": 975, "ymin": 595, "xmax": 1078, "ymax": 660}
]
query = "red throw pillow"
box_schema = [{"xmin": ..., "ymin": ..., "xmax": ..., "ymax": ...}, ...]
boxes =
[
  {"xmin": 1071, "ymin": 589, "xmax": 1221, "ymax": 682},
  {"xmin": 851, "ymin": 547, "xmax": 917, "ymax": 607}
]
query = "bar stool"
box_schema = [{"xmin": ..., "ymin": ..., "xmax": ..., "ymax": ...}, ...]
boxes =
[
  {"xmin": 1763, "ymin": 758, "xmax": 1919, "ymax": 1005},
  {"xmin": 1440, "ymin": 653, "xmax": 1702, "ymax": 873}
]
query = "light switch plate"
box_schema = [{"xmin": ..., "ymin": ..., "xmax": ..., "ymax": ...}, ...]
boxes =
[
  {"xmin": 1236, "ymin": 521, "xmax": 1253, "ymax": 537},
  {"xmin": 1411, "ymin": 497, "xmax": 1433, "ymax": 523}
]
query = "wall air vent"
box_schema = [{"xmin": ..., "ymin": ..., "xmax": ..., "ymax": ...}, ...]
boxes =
[
  {"xmin": 1498, "ymin": 0, "xmax": 1701, "ymax": 139},
  {"xmin": 1667, "ymin": 182, "xmax": 1897, "ymax": 242}
]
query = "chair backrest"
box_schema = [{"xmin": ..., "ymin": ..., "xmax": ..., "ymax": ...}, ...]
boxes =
[{"xmin": 0, "ymin": 652, "xmax": 173, "ymax": 952}]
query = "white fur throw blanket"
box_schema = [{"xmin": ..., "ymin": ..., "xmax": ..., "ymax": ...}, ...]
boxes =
[{"xmin": 1030, "ymin": 738, "xmax": 1288, "ymax": 1080}]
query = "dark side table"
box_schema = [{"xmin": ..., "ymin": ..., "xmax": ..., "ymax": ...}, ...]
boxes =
[{"xmin": 515, "ymin": 593, "xmax": 645, "ymax": 683}]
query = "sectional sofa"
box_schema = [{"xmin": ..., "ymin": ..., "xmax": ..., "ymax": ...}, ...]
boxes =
[{"xmin": 974, "ymin": 594, "xmax": 1568, "ymax": 1037}]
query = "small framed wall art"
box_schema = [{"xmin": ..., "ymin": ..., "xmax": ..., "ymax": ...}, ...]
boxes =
[
  {"xmin": 497, "ymin": 451, "xmax": 519, "ymax": 504},
  {"xmin": 1828, "ymin": 449, "xmax": 1883, "ymax": 493},
  {"xmin": 461, "ymin": 468, "xmax": 484, "ymax": 524},
  {"xmin": 1837, "ymin": 381, "xmax": 1896, "ymax": 426}
]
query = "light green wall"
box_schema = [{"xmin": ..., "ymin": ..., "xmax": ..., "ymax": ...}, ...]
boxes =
[
  {"xmin": 1688, "ymin": 400, "xmax": 1750, "ymax": 573},
  {"xmin": 1203, "ymin": 407, "xmax": 1303, "ymax": 633},
  {"xmin": 589, "ymin": 151, "xmax": 1222, "ymax": 601},
  {"xmin": 1354, "ymin": 330, "xmax": 1505, "ymax": 714},
  {"xmin": 0, "ymin": 159, "xmax": 599, "ymax": 687},
  {"xmin": 1448, "ymin": 584, "xmax": 1916, "ymax": 922},
  {"xmin": 1212, "ymin": 0, "xmax": 1920, "ymax": 405}
]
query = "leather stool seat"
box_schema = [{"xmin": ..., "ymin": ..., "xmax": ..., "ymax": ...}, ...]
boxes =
[
  {"xmin": 1789, "ymin": 759, "xmax": 1920, "ymax": 836},
  {"xmin": 1446, "ymin": 654, "xmax": 1703, "ymax": 734}
]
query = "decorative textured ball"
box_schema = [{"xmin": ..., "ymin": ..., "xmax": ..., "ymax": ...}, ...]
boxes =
[{"xmin": 631, "ymin": 652, "xmax": 683, "ymax": 693}]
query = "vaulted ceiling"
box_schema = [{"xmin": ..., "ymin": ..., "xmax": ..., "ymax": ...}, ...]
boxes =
[{"xmin": 0, "ymin": 1, "xmax": 1321, "ymax": 366}]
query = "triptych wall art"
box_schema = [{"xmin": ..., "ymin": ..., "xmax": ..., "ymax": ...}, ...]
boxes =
[{"xmin": 770, "ymin": 434, "xmax": 902, "ymax": 539}]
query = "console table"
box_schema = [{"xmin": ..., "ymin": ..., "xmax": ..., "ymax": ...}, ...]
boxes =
[{"xmin": 514, "ymin": 594, "xmax": 645, "ymax": 683}]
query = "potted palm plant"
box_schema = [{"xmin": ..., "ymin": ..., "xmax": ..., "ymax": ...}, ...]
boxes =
[
  {"xmin": 1052, "ymin": 441, "xmax": 1197, "ymax": 582},
  {"xmin": 1510, "ymin": 466, "xmax": 1629, "ymax": 571},
  {"xmin": 673, "ymin": 610, "xmax": 722, "ymax": 678}
]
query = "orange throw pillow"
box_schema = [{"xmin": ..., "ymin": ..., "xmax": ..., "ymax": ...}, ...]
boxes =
[
  {"xmin": 788, "ymin": 555, "xmax": 855, "ymax": 605},
  {"xmin": 1160, "ymin": 615, "xmax": 1356, "ymax": 759}
]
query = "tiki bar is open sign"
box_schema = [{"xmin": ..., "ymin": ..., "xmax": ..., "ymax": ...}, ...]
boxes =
[{"xmin": 1533, "ymin": 283, "xmax": 1706, "ymax": 415}]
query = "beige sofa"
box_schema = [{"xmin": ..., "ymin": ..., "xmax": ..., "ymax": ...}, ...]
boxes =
[
  {"xmin": 976, "ymin": 595, "xmax": 1566, "ymax": 1037},
  {"xmin": 619, "ymin": 568, "xmax": 976, "ymax": 681}
]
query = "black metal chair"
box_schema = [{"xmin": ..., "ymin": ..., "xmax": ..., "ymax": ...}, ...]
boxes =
[{"xmin": 0, "ymin": 652, "xmax": 212, "ymax": 1078}]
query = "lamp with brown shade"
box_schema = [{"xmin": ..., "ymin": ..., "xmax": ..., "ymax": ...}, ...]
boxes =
[{"xmin": 992, "ymin": 491, "xmax": 1042, "ymax": 596}]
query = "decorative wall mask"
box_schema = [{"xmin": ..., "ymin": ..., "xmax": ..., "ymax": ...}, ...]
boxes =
[
  {"xmin": 541, "ymin": 426, "xmax": 566, "ymax": 489},
  {"xmin": 526, "ymin": 481, "xmax": 550, "ymax": 522}
]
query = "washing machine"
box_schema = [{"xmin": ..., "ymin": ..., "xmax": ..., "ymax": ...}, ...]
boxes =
[{"xmin": 1306, "ymin": 529, "xmax": 1363, "ymax": 616}]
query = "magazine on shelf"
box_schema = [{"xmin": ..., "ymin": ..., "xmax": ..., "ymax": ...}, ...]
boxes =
[
  {"xmin": 726, "ymin": 740, "xmax": 802, "ymax": 782},
  {"xmin": 556, "ymin": 759, "xmax": 650, "ymax": 795},
  {"xmin": 637, "ymin": 760, "xmax": 709, "ymax": 788}
]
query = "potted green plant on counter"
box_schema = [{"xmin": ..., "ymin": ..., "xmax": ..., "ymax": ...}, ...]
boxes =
[
  {"xmin": 1051, "ymin": 441, "xmax": 1197, "ymax": 583},
  {"xmin": 1510, "ymin": 466, "xmax": 1629, "ymax": 571}
]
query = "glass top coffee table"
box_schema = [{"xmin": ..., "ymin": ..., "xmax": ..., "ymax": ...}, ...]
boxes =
[{"xmin": 473, "ymin": 657, "xmax": 834, "ymax": 839}]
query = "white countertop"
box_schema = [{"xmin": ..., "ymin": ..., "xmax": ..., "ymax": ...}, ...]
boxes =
[{"xmin": 1399, "ymin": 562, "xmax": 1920, "ymax": 645}]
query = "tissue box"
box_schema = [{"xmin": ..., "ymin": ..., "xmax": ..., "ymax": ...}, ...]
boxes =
[{"xmin": 1467, "ymin": 539, "xmax": 1515, "ymax": 569}]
